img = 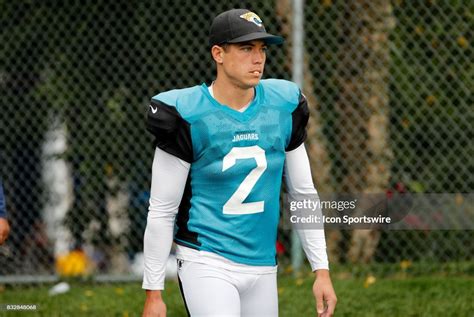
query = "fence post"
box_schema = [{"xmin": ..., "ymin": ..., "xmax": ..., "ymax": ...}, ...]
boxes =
[{"xmin": 291, "ymin": 0, "xmax": 305, "ymax": 275}]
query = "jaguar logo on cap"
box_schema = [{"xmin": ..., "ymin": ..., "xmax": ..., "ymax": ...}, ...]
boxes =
[
  {"xmin": 208, "ymin": 9, "xmax": 283, "ymax": 46},
  {"xmin": 239, "ymin": 12, "xmax": 263, "ymax": 27}
]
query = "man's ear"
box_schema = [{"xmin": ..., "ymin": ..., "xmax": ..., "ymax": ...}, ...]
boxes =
[{"xmin": 211, "ymin": 45, "xmax": 224, "ymax": 64}]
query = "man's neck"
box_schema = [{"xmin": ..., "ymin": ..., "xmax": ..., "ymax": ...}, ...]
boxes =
[{"xmin": 212, "ymin": 78, "xmax": 255, "ymax": 111}]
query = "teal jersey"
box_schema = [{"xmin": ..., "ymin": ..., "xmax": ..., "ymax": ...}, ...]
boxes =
[{"xmin": 147, "ymin": 79, "xmax": 309, "ymax": 266}]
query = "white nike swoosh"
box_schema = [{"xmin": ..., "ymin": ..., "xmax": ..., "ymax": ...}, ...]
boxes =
[{"xmin": 149, "ymin": 104, "xmax": 158, "ymax": 114}]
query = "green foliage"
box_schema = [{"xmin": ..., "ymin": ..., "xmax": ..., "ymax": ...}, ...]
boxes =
[
  {"xmin": 389, "ymin": 1, "xmax": 473, "ymax": 192},
  {"xmin": 304, "ymin": 0, "xmax": 472, "ymax": 192}
]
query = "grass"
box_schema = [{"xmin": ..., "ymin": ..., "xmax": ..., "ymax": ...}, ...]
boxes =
[{"xmin": 0, "ymin": 269, "xmax": 473, "ymax": 316}]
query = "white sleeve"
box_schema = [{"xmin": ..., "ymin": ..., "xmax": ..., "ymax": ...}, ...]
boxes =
[
  {"xmin": 284, "ymin": 143, "xmax": 329, "ymax": 271},
  {"xmin": 142, "ymin": 147, "xmax": 190, "ymax": 290}
]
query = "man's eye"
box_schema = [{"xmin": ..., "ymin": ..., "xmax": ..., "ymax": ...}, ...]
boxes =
[{"xmin": 242, "ymin": 47, "xmax": 252, "ymax": 51}]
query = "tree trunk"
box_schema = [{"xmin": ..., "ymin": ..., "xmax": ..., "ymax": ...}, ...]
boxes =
[{"xmin": 335, "ymin": 0, "xmax": 395, "ymax": 263}]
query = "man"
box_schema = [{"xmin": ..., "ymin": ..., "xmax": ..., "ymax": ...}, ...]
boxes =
[
  {"xmin": 0, "ymin": 179, "xmax": 10, "ymax": 245},
  {"xmin": 142, "ymin": 8, "xmax": 336, "ymax": 317}
]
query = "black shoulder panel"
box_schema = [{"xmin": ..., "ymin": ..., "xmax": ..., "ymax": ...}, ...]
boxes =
[
  {"xmin": 286, "ymin": 92, "xmax": 309, "ymax": 151},
  {"xmin": 146, "ymin": 100, "xmax": 193, "ymax": 163}
]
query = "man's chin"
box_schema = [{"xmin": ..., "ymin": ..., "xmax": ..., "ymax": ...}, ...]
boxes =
[
  {"xmin": 244, "ymin": 79, "xmax": 260, "ymax": 88},
  {"xmin": 234, "ymin": 77, "xmax": 260, "ymax": 90}
]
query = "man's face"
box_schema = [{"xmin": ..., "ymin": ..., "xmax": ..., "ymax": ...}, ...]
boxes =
[{"xmin": 217, "ymin": 40, "xmax": 267, "ymax": 89}]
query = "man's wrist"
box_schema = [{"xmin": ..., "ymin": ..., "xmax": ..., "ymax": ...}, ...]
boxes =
[
  {"xmin": 314, "ymin": 269, "xmax": 330, "ymax": 279},
  {"xmin": 145, "ymin": 289, "xmax": 163, "ymax": 300}
]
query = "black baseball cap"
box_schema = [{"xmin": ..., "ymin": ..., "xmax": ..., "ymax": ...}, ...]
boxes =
[{"xmin": 209, "ymin": 9, "xmax": 284, "ymax": 47}]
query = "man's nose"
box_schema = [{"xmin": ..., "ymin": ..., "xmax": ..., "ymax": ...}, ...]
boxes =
[{"xmin": 252, "ymin": 50, "xmax": 265, "ymax": 63}]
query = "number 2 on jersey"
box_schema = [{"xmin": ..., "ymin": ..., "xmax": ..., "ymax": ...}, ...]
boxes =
[{"xmin": 222, "ymin": 145, "xmax": 267, "ymax": 215}]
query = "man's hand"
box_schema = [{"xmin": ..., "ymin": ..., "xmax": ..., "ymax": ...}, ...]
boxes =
[
  {"xmin": 0, "ymin": 218, "xmax": 10, "ymax": 245},
  {"xmin": 143, "ymin": 290, "xmax": 167, "ymax": 317},
  {"xmin": 313, "ymin": 269, "xmax": 337, "ymax": 317}
]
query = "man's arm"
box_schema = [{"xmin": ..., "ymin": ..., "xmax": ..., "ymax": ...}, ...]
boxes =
[
  {"xmin": 284, "ymin": 144, "xmax": 337, "ymax": 317},
  {"xmin": 142, "ymin": 147, "xmax": 190, "ymax": 317}
]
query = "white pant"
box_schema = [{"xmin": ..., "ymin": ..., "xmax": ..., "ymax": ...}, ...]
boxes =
[{"xmin": 177, "ymin": 259, "xmax": 278, "ymax": 317}]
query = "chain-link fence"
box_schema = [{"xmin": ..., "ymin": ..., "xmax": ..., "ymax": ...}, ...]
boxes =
[{"xmin": 1, "ymin": 0, "xmax": 472, "ymax": 289}]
